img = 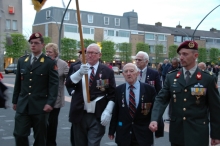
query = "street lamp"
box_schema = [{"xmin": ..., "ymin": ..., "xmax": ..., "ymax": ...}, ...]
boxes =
[{"xmin": 175, "ymin": 30, "xmax": 190, "ymax": 40}]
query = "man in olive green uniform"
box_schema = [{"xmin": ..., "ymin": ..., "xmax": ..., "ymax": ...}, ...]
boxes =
[
  {"xmin": 149, "ymin": 41, "xmax": 220, "ymax": 146},
  {"xmin": 12, "ymin": 32, "xmax": 59, "ymax": 146}
]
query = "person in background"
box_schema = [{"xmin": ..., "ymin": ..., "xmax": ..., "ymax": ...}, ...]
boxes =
[
  {"xmin": 65, "ymin": 49, "xmax": 86, "ymax": 146},
  {"xmin": 65, "ymin": 43, "xmax": 116, "ymax": 146},
  {"xmin": 198, "ymin": 62, "xmax": 207, "ymax": 71},
  {"xmin": 12, "ymin": 32, "xmax": 59, "ymax": 146},
  {"xmin": 214, "ymin": 65, "xmax": 219, "ymax": 81},
  {"xmin": 107, "ymin": 63, "xmax": 113, "ymax": 69},
  {"xmin": 108, "ymin": 63, "xmax": 163, "ymax": 146},
  {"xmin": 157, "ymin": 63, "xmax": 162, "ymax": 81},
  {"xmin": 45, "ymin": 43, "xmax": 69, "ymax": 146},
  {"xmin": 167, "ymin": 57, "xmax": 181, "ymax": 73},
  {"xmin": 149, "ymin": 41, "xmax": 220, "ymax": 146},
  {"xmin": 161, "ymin": 59, "xmax": 171, "ymax": 84}
]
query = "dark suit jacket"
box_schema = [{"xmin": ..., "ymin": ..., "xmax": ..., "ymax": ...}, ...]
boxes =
[
  {"xmin": 161, "ymin": 63, "xmax": 171, "ymax": 76},
  {"xmin": 109, "ymin": 82, "xmax": 164, "ymax": 146},
  {"xmin": 151, "ymin": 68, "xmax": 220, "ymax": 146},
  {"xmin": 66, "ymin": 63, "xmax": 116, "ymax": 123},
  {"xmin": 65, "ymin": 61, "xmax": 81, "ymax": 95},
  {"xmin": 145, "ymin": 67, "xmax": 162, "ymax": 94},
  {"xmin": 12, "ymin": 54, "xmax": 59, "ymax": 114}
]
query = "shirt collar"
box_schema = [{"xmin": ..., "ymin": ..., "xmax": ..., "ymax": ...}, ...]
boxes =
[
  {"xmin": 31, "ymin": 52, "xmax": 42, "ymax": 60},
  {"xmin": 88, "ymin": 61, "xmax": 99, "ymax": 71},
  {"xmin": 139, "ymin": 66, "xmax": 147, "ymax": 72},
  {"xmin": 126, "ymin": 80, "xmax": 139, "ymax": 89},
  {"xmin": 183, "ymin": 65, "xmax": 197, "ymax": 75}
]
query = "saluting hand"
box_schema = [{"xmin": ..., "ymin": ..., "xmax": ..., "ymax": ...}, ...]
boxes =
[
  {"xmin": 149, "ymin": 121, "xmax": 158, "ymax": 132},
  {"xmin": 43, "ymin": 104, "xmax": 53, "ymax": 112}
]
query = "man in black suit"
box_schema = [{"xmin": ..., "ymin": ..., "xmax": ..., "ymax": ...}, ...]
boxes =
[
  {"xmin": 65, "ymin": 43, "xmax": 116, "ymax": 146},
  {"xmin": 135, "ymin": 51, "xmax": 162, "ymax": 94},
  {"xmin": 108, "ymin": 63, "xmax": 163, "ymax": 146}
]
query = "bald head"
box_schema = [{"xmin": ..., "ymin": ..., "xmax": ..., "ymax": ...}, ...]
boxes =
[{"xmin": 198, "ymin": 62, "xmax": 206, "ymax": 71}]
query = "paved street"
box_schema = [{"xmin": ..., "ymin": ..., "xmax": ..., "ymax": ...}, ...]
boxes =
[{"xmin": 0, "ymin": 72, "xmax": 219, "ymax": 146}]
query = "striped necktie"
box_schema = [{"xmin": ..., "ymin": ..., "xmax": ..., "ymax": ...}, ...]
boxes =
[
  {"xmin": 129, "ymin": 85, "xmax": 136, "ymax": 118},
  {"xmin": 89, "ymin": 66, "xmax": 95, "ymax": 86}
]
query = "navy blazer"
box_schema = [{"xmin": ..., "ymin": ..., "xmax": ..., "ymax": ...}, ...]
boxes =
[
  {"xmin": 145, "ymin": 67, "xmax": 162, "ymax": 94},
  {"xmin": 109, "ymin": 82, "xmax": 164, "ymax": 146},
  {"xmin": 66, "ymin": 63, "xmax": 116, "ymax": 123}
]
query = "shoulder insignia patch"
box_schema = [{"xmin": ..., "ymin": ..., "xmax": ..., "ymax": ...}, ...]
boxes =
[
  {"xmin": 168, "ymin": 68, "xmax": 179, "ymax": 74},
  {"xmin": 24, "ymin": 56, "xmax": 29, "ymax": 62},
  {"xmin": 40, "ymin": 57, "xmax": 44, "ymax": 63},
  {"xmin": 202, "ymin": 70, "xmax": 213, "ymax": 75}
]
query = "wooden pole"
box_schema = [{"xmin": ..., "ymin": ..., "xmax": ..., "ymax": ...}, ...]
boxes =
[{"xmin": 75, "ymin": 0, "xmax": 90, "ymax": 102}]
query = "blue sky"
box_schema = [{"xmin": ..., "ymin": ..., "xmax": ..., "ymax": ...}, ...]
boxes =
[{"xmin": 22, "ymin": 0, "xmax": 220, "ymax": 37}]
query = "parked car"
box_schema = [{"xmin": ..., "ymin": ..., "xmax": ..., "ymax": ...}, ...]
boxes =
[
  {"xmin": 5, "ymin": 64, "xmax": 17, "ymax": 74},
  {"xmin": 112, "ymin": 66, "xmax": 120, "ymax": 75}
]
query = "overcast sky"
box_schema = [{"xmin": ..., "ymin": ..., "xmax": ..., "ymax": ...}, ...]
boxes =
[{"xmin": 22, "ymin": 0, "xmax": 220, "ymax": 37}]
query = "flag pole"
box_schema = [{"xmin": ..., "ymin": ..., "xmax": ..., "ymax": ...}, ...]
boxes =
[{"xmin": 75, "ymin": 0, "xmax": 90, "ymax": 102}]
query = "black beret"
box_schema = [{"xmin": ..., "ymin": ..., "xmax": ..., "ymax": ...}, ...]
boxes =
[
  {"xmin": 177, "ymin": 41, "xmax": 198, "ymax": 53},
  {"xmin": 28, "ymin": 32, "xmax": 43, "ymax": 42}
]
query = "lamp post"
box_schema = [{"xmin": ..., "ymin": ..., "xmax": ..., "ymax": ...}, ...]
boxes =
[{"xmin": 175, "ymin": 30, "xmax": 190, "ymax": 40}]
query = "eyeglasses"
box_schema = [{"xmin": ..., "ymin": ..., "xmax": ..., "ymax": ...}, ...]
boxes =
[
  {"xmin": 29, "ymin": 42, "xmax": 41, "ymax": 45},
  {"xmin": 135, "ymin": 59, "xmax": 144, "ymax": 62},
  {"xmin": 86, "ymin": 52, "xmax": 99, "ymax": 55}
]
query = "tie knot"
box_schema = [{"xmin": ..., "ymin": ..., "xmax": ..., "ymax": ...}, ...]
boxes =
[
  {"xmin": 129, "ymin": 85, "xmax": 134, "ymax": 89},
  {"xmin": 90, "ymin": 66, "xmax": 94, "ymax": 69},
  {"xmin": 185, "ymin": 70, "xmax": 190, "ymax": 75}
]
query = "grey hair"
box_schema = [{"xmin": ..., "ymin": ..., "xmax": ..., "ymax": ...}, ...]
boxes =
[
  {"xmin": 87, "ymin": 43, "xmax": 101, "ymax": 53},
  {"xmin": 123, "ymin": 63, "xmax": 139, "ymax": 73},
  {"xmin": 136, "ymin": 51, "xmax": 149, "ymax": 61},
  {"xmin": 172, "ymin": 57, "xmax": 179, "ymax": 62}
]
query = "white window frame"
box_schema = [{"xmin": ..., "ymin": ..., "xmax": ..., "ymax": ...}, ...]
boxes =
[
  {"xmin": 64, "ymin": 11, "xmax": 70, "ymax": 20},
  {"xmin": 115, "ymin": 18, "xmax": 120, "ymax": 26},
  {"xmin": 46, "ymin": 10, "xmax": 51, "ymax": 19},
  {"xmin": 75, "ymin": 13, "xmax": 82, "ymax": 22},
  {"xmin": 88, "ymin": 14, "xmax": 93, "ymax": 23},
  {"xmin": 6, "ymin": 19, "xmax": 11, "ymax": 30},
  {"xmin": 104, "ymin": 17, "xmax": 109, "ymax": 25},
  {"xmin": 12, "ymin": 20, "xmax": 17, "ymax": 30}
]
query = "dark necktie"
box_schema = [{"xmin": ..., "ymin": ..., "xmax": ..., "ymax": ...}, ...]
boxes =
[
  {"xmin": 140, "ymin": 70, "xmax": 143, "ymax": 78},
  {"xmin": 129, "ymin": 85, "xmax": 136, "ymax": 118},
  {"xmin": 185, "ymin": 70, "xmax": 190, "ymax": 84},
  {"xmin": 89, "ymin": 67, "xmax": 95, "ymax": 86},
  {"xmin": 31, "ymin": 57, "xmax": 37, "ymax": 68}
]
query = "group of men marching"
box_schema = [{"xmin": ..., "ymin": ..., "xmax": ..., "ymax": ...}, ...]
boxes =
[{"xmin": 12, "ymin": 32, "xmax": 220, "ymax": 146}]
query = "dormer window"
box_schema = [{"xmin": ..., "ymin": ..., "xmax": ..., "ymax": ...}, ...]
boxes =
[
  {"xmin": 115, "ymin": 18, "xmax": 120, "ymax": 26},
  {"xmin": 104, "ymin": 17, "xmax": 109, "ymax": 25},
  {"xmin": 88, "ymin": 14, "xmax": 93, "ymax": 23}
]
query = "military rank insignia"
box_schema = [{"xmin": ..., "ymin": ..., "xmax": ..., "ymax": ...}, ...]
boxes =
[
  {"xmin": 196, "ymin": 72, "xmax": 202, "ymax": 80},
  {"xmin": 40, "ymin": 57, "xmax": 44, "ymax": 63},
  {"xmin": 24, "ymin": 56, "xmax": 29, "ymax": 62}
]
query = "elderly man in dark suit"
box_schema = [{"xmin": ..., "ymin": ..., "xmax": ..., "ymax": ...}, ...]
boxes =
[
  {"xmin": 108, "ymin": 63, "xmax": 163, "ymax": 146},
  {"xmin": 161, "ymin": 59, "xmax": 171, "ymax": 84},
  {"xmin": 65, "ymin": 43, "xmax": 116, "ymax": 146},
  {"xmin": 149, "ymin": 41, "xmax": 220, "ymax": 146},
  {"xmin": 12, "ymin": 33, "xmax": 59, "ymax": 146}
]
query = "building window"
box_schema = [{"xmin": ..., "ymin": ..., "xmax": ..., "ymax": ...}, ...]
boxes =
[
  {"xmin": 157, "ymin": 34, "xmax": 166, "ymax": 41},
  {"xmin": 64, "ymin": 25, "xmax": 78, "ymax": 33},
  {"xmin": 206, "ymin": 39, "xmax": 213, "ymax": 43},
  {"xmin": 88, "ymin": 14, "xmax": 93, "ymax": 23},
  {"xmin": 174, "ymin": 36, "xmax": 182, "ymax": 42},
  {"xmin": 104, "ymin": 17, "xmax": 109, "ymax": 25},
  {"xmin": 64, "ymin": 11, "xmax": 70, "ymax": 20},
  {"xmin": 150, "ymin": 45, "xmax": 155, "ymax": 53},
  {"xmin": 216, "ymin": 39, "xmax": 220, "ymax": 43},
  {"xmin": 183, "ymin": 36, "xmax": 191, "ymax": 41},
  {"xmin": 46, "ymin": 10, "xmax": 51, "ymax": 19},
  {"xmin": 12, "ymin": 20, "xmax": 17, "ymax": 30},
  {"xmin": 105, "ymin": 30, "xmax": 114, "ymax": 36},
  {"xmin": 8, "ymin": 6, "xmax": 15, "ymax": 14},
  {"xmin": 6, "ymin": 19, "xmax": 11, "ymax": 30},
  {"xmin": 45, "ymin": 24, "xmax": 48, "ymax": 37},
  {"xmin": 116, "ymin": 30, "xmax": 130, "ymax": 37},
  {"xmin": 145, "ymin": 33, "xmax": 155, "ymax": 40},
  {"xmin": 163, "ymin": 47, "xmax": 166, "ymax": 54},
  {"xmin": 91, "ymin": 28, "xmax": 94, "ymax": 34},
  {"xmin": 83, "ymin": 27, "xmax": 90, "ymax": 34},
  {"xmin": 115, "ymin": 18, "xmax": 120, "ymax": 26}
]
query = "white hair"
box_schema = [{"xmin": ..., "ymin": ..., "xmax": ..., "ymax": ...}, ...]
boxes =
[
  {"xmin": 123, "ymin": 63, "xmax": 139, "ymax": 73},
  {"xmin": 136, "ymin": 51, "xmax": 149, "ymax": 61},
  {"xmin": 87, "ymin": 43, "xmax": 101, "ymax": 53}
]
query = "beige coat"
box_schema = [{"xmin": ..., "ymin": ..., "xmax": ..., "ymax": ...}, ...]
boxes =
[{"xmin": 54, "ymin": 58, "xmax": 69, "ymax": 108}]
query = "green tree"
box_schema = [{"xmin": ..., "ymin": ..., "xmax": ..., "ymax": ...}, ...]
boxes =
[
  {"xmin": 209, "ymin": 48, "xmax": 219, "ymax": 64},
  {"xmin": 60, "ymin": 38, "xmax": 77, "ymax": 61},
  {"xmin": 78, "ymin": 39, "xmax": 96, "ymax": 49},
  {"xmin": 101, "ymin": 41, "xmax": 115, "ymax": 62},
  {"xmin": 198, "ymin": 48, "xmax": 207, "ymax": 63},
  {"xmin": 4, "ymin": 33, "xmax": 27, "ymax": 63},
  {"xmin": 155, "ymin": 44, "xmax": 163, "ymax": 64},
  {"xmin": 119, "ymin": 42, "xmax": 132, "ymax": 63},
  {"xmin": 135, "ymin": 42, "xmax": 150, "ymax": 54},
  {"xmin": 168, "ymin": 45, "xmax": 178, "ymax": 59},
  {"xmin": 42, "ymin": 36, "xmax": 51, "ymax": 53}
]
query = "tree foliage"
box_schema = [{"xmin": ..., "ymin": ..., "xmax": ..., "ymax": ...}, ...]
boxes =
[
  {"xmin": 3, "ymin": 33, "xmax": 27, "ymax": 63},
  {"xmin": 119, "ymin": 42, "xmax": 132, "ymax": 63},
  {"xmin": 209, "ymin": 48, "xmax": 219, "ymax": 64},
  {"xmin": 198, "ymin": 48, "xmax": 207, "ymax": 63},
  {"xmin": 136, "ymin": 42, "xmax": 150, "ymax": 54},
  {"xmin": 100, "ymin": 41, "xmax": 115, "ymax": 62},
  {"xmin": 79, "ymin": 39, "xmax": 96, "ymax": 49},
  {"xmin": 168, "ymin": 45, "xmax": 178, "ymax": 59},
  {"xmin": 60, "ymin": 38, "xmax": 77, "ymax": 61},
  {"xmin": 155, "ymin": 44, "xmax": 163, "ymax": 63}
]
